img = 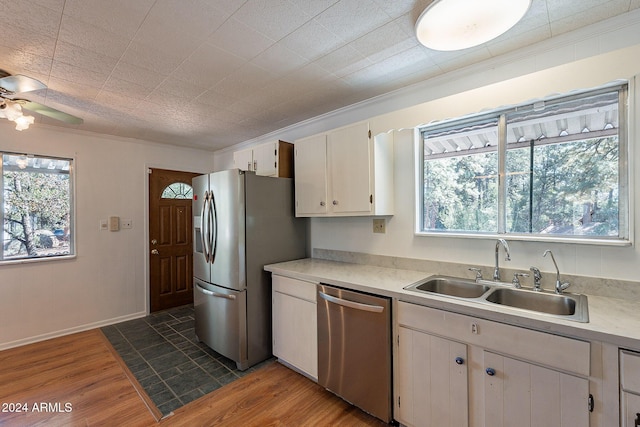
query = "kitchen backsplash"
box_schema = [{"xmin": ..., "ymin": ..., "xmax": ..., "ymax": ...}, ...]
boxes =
[{"xmin": 313, "ymin": 248, "xmax": 640, "ymax": 302}]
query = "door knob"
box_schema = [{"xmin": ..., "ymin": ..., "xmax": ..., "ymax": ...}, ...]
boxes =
[
  {"xmin": 151, "ymin": 239, "xmax": 157, "ymax": 245},
  {"xmin": 151, "ymin": 249, "xmax": 159, "ymax": 255},
  {"xmin": 485, "ymin": 367, "xmax": 496, "ymax": 376}
]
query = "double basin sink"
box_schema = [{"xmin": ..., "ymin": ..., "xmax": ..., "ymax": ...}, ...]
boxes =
[{"xmin": 404, "ymin": 275, "xmax": 589, "ymax": 323}]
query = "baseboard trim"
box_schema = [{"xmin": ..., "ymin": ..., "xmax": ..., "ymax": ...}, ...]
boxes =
[{"xmin": 0, "ymin": 311, "xmax": 147, "ymax": 351}]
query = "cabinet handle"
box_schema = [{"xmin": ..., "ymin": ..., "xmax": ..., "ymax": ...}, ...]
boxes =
[
  {"xmin": 635, "ymin": 412, "xmax": 640, "ymax": 427},
  {"xmin": 320, "ymin": 201, "xmax": 325, "ymax": 207},
  {"xmin": 332, "ymin": 200, "xmax": 338, "ymax": 205},
  {"xmin": 455, "ymin": 357, "xmax": 464, "ymax": 365},
  {"xmin": 485, "ymin": 367, "xmax": 496, "ymax": 376},
  {"xmin": 253, "ymin": 160, "xmax": 257, "ymax": 171},
  {"xmin": 247, "ymin": 161, "xmax": 251, "ymax": 171}
]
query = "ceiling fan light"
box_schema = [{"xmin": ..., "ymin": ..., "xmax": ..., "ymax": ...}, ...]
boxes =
[
  {"xmin": 3, "ymin": 100, "xmax": 24, "ymax": 121},
  {"xmin": 14, "ymin": 114, "xmax": 34, "ymax": 131},
  {"xmin": 416, "ymin": 0, "xmax": 531, "ymax": 51}
]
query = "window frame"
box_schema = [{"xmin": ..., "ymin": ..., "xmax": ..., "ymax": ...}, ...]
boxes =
[
  {"xmin": 1, "ymin": 151, "xmax": 76, "ymax": 264},
  {"xmin": 415, "ymin": 81, "xmax": 632, "ymax": 246}
]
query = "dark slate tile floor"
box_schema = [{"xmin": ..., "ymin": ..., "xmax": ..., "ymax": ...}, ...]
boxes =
[{"xmin": 101, "ymin": 305, "xmax": 273, "ymax": 416}]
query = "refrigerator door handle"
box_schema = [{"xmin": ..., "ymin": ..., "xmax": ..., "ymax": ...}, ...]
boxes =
[
  {"xmin": 209, "ymin": 189, "xmax": 218, "ymax": 263},
  {"xmin": 318, "ymin": 291, "xmax": 385, "ymax": 313},
  {"xmin": 200, "ymin": 190, "xmax": 210, "ymax": 262},
  {"xmin": 196, "ymin": 283, "xmax": 236, "ymax": 300}
]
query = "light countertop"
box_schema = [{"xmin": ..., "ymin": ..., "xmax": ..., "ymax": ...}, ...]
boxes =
[{"xmin": 265, "ymin": 257, "xmax": 640, "ymax": 351}]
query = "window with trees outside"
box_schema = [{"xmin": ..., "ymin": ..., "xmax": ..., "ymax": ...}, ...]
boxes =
[
  {"xmin": 417, "ymin": 83, "xmax": 630, "ymax": 244},
  {"xmin": 1, "ymin": 153, "xmax": 74, "ymax": 262}
]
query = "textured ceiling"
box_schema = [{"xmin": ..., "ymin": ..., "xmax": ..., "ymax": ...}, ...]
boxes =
[{"xmin": 1, "ymin": 0, "xmax": 639, "ymax": 151}]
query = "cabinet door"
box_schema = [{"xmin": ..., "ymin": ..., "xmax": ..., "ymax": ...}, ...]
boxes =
[
  {"xmin": 396, "ymin": 326, "xmax": 468, "ymax": 427},
  {"xmin": 294, "ymin": 134, "xmax": 328, "ymax": 216},
  {"xmin": 233, "ymin": 148, "xmax": 254, "ymax": 171},
  {"xmin": 272, "ymin": 291, "xmax": 317, "ymax": 379},
  {"xmin": 622, "ymin": 392, "xmax": 640, "ymax": 427},
  {"xmin": 483, "ymin": 351, "xmax": 589, "ymax": 427},
  {"xmin": 327, "ymin": 121, "xmax": 371, "ymax": 214},
  {"xmin": 253, "ymin": 142, "xmax": 277, "ymax": 176}
]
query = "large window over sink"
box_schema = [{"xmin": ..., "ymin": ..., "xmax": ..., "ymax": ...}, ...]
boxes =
[
  {"xmin": 417, "ymin": 82, "xmax": 630, "ymax": 244},
  {"xmin": 1, "ymin": 152, "xmax": 75, "ymax": 262}
]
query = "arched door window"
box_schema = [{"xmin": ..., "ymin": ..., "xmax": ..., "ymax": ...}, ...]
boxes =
[{"xmin": 161, "ymin": 182, "xmax": 193, "ymax": 199}]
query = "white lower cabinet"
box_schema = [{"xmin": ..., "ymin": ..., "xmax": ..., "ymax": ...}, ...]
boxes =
[
  {"xmin": 621, "ymin": 350, "xmax": 640, "ymax": 427},
  {"xmin": 396, "ymin": 326, "xmax": 468, "ymax": 427},
  {"xmin": 482, "ymin": 351, "xmax": 589, "ymax": 427},
  {"xmin": 622, "ymin": 392, "xmax": 640, "ymax": 427},
  {"xmin": 271, "ymin": 275, "xmax": 317, "ymax": 380},
  {"xmin": 396, "ymin": 301, "xmax": 593, "ymax": 427}
]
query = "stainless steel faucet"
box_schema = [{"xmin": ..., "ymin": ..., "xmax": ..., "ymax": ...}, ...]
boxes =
[
  {"xmin": 543, "ymin": 250, "xmax": 571, "ymax": 294},
  {"xmin": 493, "ymin": 239, "xmax": 511, "ymax": 281}
]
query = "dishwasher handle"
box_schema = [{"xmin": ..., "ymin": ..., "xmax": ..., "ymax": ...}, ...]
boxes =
[{"xmin": 318, "ymin": 291, "xmax": 384, "ymax": 313}]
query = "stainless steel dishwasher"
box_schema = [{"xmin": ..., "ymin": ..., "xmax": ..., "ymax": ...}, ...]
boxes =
[{"xmin": 317, "ymin": 284, "xmax": 392, "ymax": 423}]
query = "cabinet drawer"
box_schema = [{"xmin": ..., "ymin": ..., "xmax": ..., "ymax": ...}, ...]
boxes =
[
  {"xmin": 621, "ymin": 350, "xmax": 640, "ymax": 393},
  {"xmin": 398, "ymin": 301, "xmax": 590, "ymax": 376},
  {"xmin": 272, "ymin": 275, "xmax": 317, "ymax": 302}
]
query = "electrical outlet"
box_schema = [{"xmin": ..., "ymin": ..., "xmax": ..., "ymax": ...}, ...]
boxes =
[{"xmin": 373, "ymin": 218, "xmax": 386, "ymax": 234}]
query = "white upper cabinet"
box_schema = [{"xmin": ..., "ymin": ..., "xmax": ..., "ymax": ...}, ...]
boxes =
[
  {"xmin": 233, "ymin": 147, "xmax": 254, "ymax": 173},
  {"xmin": 294, "ymin": 133, "xmax": 328, "ymax": 215},
  {"xmin": 294, "ymin": 121, "xmax": 393, "ymax": 217},
  {"xmin": 233, "ymin": 140, "xmax": 293, "ymax": 177},
  {"xmin": 327, "ymin": 121, "xmax": 372, "ymax": 214}
]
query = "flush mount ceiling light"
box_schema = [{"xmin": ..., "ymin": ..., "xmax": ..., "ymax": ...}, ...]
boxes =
[{"xmin": 416, "ymin": 0, "xmax": 531, "ymax": 51}]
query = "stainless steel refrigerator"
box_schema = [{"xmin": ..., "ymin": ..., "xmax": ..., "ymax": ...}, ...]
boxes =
[{"xmin": 192, "ymin": 169, "xmax": 307, "ymax": 370}]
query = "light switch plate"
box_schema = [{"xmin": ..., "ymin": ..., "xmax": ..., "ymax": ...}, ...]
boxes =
[
  {"xmin": 109, "ymin": 216, "xmax": 120, "ymax": 232},
  {"xmin": 99, "ymin": 220, "xmax": 108, "ymax": 231}
]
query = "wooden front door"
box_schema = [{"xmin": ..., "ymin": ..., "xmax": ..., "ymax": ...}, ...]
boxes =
[{"xmin": 149, "ymin": 168, "xmax": 200, "ymax": 312}]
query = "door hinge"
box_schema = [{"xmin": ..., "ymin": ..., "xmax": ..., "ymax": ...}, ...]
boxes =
[
  {"xmin": 398, "ymin": 396, "xmax": 401, "ymax": 407},
  {"xmin": 368, "ymin": 129, "xmax": 371, "ymax": 139},
  {"xmin": 274, "ymin": 149, "xmax": 277, "ymax": 155},
  {"xmin": 588, "ymin": 394, "xmax": 594, "ymax": 412}
]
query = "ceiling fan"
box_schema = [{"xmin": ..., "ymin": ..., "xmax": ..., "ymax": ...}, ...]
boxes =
[{"xmin": 0, "ymin": 69, "xmax": 83, "ymax": 131}]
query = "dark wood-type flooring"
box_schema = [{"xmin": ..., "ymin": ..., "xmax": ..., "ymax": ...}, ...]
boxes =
[{"xmin": 0, "ymin": 329, "xmax": 386, "ymax": 426}]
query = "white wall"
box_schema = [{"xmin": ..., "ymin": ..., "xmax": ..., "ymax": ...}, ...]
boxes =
[
  {"xmin": 310, "ymin": 46, "xmax": 640, "ymax": 282},
  {"xmin": 0, "ymin": 125, "xmax": 214, "ymax": 349},
  {"xmin": 215, "ymin": 12, "xmax": 640, "ymax": 283}
]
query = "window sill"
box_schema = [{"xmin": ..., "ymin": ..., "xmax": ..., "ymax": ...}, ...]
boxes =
[
  {"xmin": 414, "ymin": 231, "xmax": 632, "ymax": 247},
  {"xmin": 0, "ymin": 254, "xmax": 77, "ymax": 266}
]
